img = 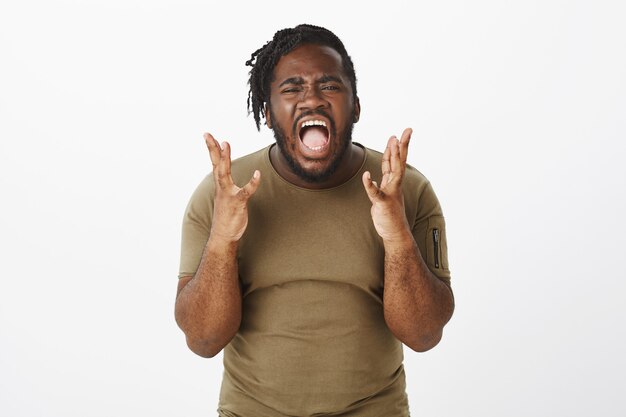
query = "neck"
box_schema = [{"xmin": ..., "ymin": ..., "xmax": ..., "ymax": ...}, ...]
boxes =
[{"xmin": 270, "ymin": 143, "xmax": 365, "ymax": 189}]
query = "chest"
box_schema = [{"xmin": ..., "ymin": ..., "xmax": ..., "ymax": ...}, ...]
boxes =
[{"xmin": 237, "ymin": 188, "xmax": 385, "ymax": 298}]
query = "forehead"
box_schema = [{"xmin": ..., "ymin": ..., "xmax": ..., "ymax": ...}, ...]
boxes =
[{"xmin": 272, "ymin": 43, "xmax": 346, "ymax": 82}]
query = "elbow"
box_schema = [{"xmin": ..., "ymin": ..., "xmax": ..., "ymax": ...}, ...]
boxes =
[
  {"xmin": 385, "ymin": 305, "xmax": 452, "ymax": 353},
  {"xmin": 176, "ymin": 319, "xmax": 231, "ymax": 358},
  {"xmin": 174, "ymin": 312, "xmax": 223, "ymax": 358},
  {"xmin": 174, "ymin": 299, "xmax": 240, "ymax": 358},
  {"xmin": 386, "ymin": 320, "xmax": 446, "ymax": 353},
  {"xmin": 404, "ymin": 330, "xmax": 443, "ymax": 352},
  {"xmin": 186, "ymin": 336, "xmax": 223, "ymax": 358},
  {"xmin": 404, "ymin": 303, "xmax": 453, "ymax": 352},
  {"xmin": 407, "ymin": 290, "xmax": 455, "ymax": 352},
  {"xmin": 175, "ymin": 312, "xmax": 234, "ymax": 358}
]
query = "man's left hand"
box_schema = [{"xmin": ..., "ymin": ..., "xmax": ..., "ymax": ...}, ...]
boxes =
[{"xmin": 362, "ymin": 128, "xmax": 413, "ymax": 244}]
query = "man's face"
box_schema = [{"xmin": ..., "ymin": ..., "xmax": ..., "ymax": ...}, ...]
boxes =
[{"xmin": 266, "ymin": 43, "xmax": 360, "ymax": 183}]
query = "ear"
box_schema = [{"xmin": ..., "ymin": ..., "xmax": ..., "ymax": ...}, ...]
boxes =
[
  {"xmin": 353, "ymin": 96, "xmax": 361, "ymax": 123},
  {"xmin": 264, "ymin": 103, "xmax": 273, "ymax": 129}
]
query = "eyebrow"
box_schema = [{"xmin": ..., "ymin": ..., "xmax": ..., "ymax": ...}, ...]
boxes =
[
  {"xmin": 279, "ymin": 77, "xmax": 305, "ymax": 87},
  {"xmin": 278, "ymin": 75, "xmax": 344, "ymax": 88},
  {"xmin": 318, "ymin": 75, "xmax": 343, "ymax": 84}
]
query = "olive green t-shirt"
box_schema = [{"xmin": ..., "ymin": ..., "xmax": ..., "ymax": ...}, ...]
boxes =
[{"xmin": 179, "ymin": 144, "xmax": 450, "ymax": 417}]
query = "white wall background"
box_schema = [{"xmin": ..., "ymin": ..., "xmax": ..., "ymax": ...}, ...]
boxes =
[{"xmin": 1, "ymin": 1, "xmax": 625, "ymax": 416}]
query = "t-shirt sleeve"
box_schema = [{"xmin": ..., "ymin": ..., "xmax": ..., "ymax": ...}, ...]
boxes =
[
  {"xmin": 410, "ymin": 181, "xmax": 451, "ymax": 287},
  {"xmin": 178, "ymin": 175, "xmax": 214, "ymax": 278}
]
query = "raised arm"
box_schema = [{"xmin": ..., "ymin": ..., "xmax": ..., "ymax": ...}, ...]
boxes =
[
  {"xmin": 362, "ymin": 128, "xmax": 454, "ymax": 352},
  {"xmin": 175, "ymin": 133, "xmax": 261, "ymax": 358}
]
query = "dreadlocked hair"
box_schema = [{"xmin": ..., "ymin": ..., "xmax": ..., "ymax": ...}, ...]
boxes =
[{"xmin": 246, "ymin": 24, "xmax": 358, "ymax": 131}]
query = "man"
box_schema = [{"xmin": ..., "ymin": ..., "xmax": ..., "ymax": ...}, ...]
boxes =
[{"xmin": 175, "ymin": 24, "xmax": 454, "ymax": 417}]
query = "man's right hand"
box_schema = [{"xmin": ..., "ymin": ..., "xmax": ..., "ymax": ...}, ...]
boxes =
[{"xmin": 205, "ymin": 133, "xmax": 261, "ymax": 243}]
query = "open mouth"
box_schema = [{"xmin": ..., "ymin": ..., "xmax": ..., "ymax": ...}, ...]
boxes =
[{"xmin": 298, "ymin": 119, "xmax": 330, "ymax": 152}]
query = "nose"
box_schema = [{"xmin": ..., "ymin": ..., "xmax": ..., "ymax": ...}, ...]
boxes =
[{"xmin": 297, "ymin": 86, "xmax": 329, "ymax": 112}]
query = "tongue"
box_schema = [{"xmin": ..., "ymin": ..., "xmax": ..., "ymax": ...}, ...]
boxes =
[{"xmin": 301, "ymin": 127, "xmax": 328, "ymax": 148}]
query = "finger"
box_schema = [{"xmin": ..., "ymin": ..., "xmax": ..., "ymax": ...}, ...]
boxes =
[
  {"xmin": 389, "ymin": 135, "xmax": 401, "ymax": 179},
  {"xmin": 204, "ymin": 133, "xmax": 222, "ymax": 168},
  {"xmin": 381, "ymin": 140, "xmax": 392, "ymax": 176},
  {"xmin": 215, "ymin": 141, "xmax": 234, "ymax": 188},
  {"xmin": 398, "ymin": 128, "xmax": 412, "ymax": 165},
  {"xmin": 380, "ymin": 138, "xmax": 393, "ymax": 188},
  {"xmin": 362, "ymin": 171, "xmax": 382, "ymax": 202},
  {"xmin": 221, "ymin": 141, "xmax": 232, "ymax": 176},
  {"xmin": 239, "ymin": 170, "xmax": 262, "ymax": 200}
]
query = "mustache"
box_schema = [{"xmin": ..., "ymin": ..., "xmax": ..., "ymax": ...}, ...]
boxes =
[{"xmin": 291, "ymin": 109, "xmax": 336, "ymax": 137}]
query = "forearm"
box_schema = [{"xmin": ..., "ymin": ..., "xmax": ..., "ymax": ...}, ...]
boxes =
[
  {"xmin": 383, "ymin": 231, "xmax": 454, "ymax": 352},
  {"xmin": 175, "ymin": 236, "xmax": 242, "ymax": 357}
]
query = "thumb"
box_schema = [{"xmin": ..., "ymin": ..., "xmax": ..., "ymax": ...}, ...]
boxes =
[
  {"xmin": 239, "ymin": 169, "xmax": 262, "ymax": 199},
  {"xmin": 362, "ymin": 171, "xmax": 381, "ymax": 202}
]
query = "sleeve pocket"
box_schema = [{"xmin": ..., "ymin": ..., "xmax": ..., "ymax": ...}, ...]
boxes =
[{"xmin": 426, "ymin": 215, "xmax": 450, "ymax": 275}]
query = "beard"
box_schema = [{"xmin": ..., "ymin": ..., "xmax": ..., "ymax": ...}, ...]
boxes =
[{"xmin": 271, "ymin": 109, "xmax": 356, "ymax": 183}]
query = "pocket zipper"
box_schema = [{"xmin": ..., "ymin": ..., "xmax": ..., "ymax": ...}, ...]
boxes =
[{"xmin": 433, "ymin": 228, "xmax": 440, "ymax": 268}]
